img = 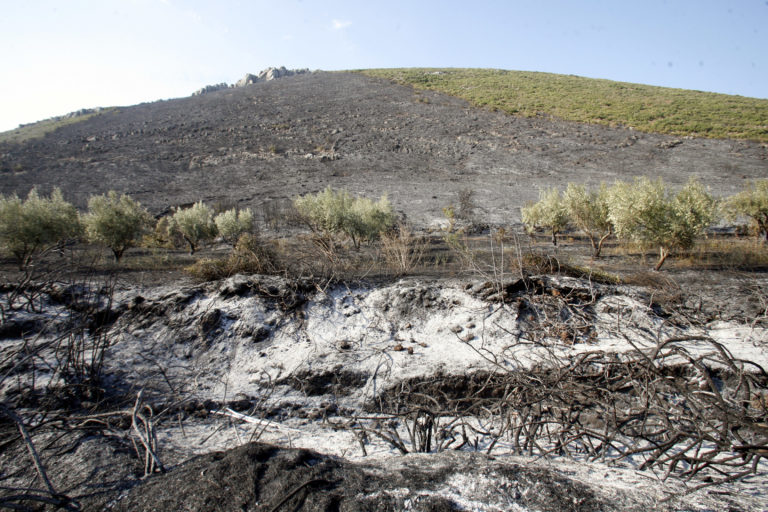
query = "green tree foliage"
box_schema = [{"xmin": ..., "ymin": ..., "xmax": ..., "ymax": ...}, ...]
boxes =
[
  {"xmin": 608, "ymin": 177, "xmax": 717, "ymax": 270},
  {"xmin": 84, "ymin": 191, "xmax": 153, "ymax": 262},
  {"xmin": 562, "ymin": 183, "xmax": 613, "ymax": 258},
  {"xmin": 168, "ymin": 201, "xmax": 217, "ymax": 255},
  {"xmin": 214, "ymin": 207, "xmax": 254, "ymax": 246},
  {"xmin": 346, "ymin": 194, "xmax": 396, "ymax": 248},
  {"xmin": 0, "ymin": 187, "xmax": 81, "ymax": 268},
  {"xmin": 726, "ymin": 179, "xmax": 768, "ymax": 241},
  {"xmin": 294, "ymin": 187, "xmax": 395, "ymax": 250},
  {"xmin": 521, "ymin": 187, "xmax": 569, "ymax": 246}
]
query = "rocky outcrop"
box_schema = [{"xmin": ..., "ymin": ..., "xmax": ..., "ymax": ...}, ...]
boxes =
[
  {"xmin": 192, "ymin": 67, "xmax": 311, "ymax": 96},
  {"xmin": 235, "ymin": 66, "xmax": 310, "ymax": 87},
  {"xmin": 191, "ymin": 83, "xmax": 230, "ymax": 96},
  {"xmin": 234, "ymin": 73, "xmax": 259, "ymax": 87}
]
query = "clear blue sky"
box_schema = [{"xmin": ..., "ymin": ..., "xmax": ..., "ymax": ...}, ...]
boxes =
[{"xmin": 1, "ymin": 0, "xmax": 766, "ymax": 132}]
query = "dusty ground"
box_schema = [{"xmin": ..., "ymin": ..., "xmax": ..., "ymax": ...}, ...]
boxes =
[{"xmin": 1, "ymin": 72, "xmax": 766, "ymax": 227}]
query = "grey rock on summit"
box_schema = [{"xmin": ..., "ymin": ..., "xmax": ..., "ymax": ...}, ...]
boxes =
[
  {"xmin": 235, "ymin": 66, "xmax": 309, "ymax": 87},
  {"xmin": 191, "ymin": 83, "xmax": 230, "ymax": 96},
  {"xmin": 193, "ymin": 67, "xmax": 311, "ymax": 95}
]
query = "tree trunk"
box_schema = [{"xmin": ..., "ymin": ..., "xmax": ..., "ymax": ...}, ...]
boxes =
[
  {"xmin": 551, "ymin": 229, "xmax": 558, "ymax": 246},
  {"xmin": 654, "ymin": 246, "xmax": 669, "ymax": 271},
  {"xmin": 183, "ymin": 235, "xmax": 196, "ymax": 255},
  {"xmin": 593, "ymin": 232, "xmax": 612, "ymax": 259},
  {"xmin": 15, "ymin": 245, "xmax": 33, "ymax": 271},
  {"xmin": 588, "ymin": 235, "xmax": 597, "ymax": 257},
  {"xmin": 112, "ymin": 248, "xmax": 124, "ymax": 263}
]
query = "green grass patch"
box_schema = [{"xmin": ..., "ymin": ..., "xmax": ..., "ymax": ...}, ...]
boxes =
[
  {"xmin": 357, "ymin": 68, "xmax": 768, "ymax": 143},
  {"xmin": 0, "ymin": 109, "xmax": 113, "ymax": 144}
]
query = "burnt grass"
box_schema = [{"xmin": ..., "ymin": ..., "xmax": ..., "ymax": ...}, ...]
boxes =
[{"xmin": 1, "ymin": 72, "xmax": 766, "ymax": 228}]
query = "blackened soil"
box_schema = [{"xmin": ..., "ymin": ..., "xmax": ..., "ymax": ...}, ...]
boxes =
[
  {"xmin": 278, "ymin": 368, "xmax": 370, "ymax": 397},
  {"xmin": 110, "ymin": 442, "xmax": 613, "ymax": 512},
  {"xmin": 1, "ymin": 72, "xmax": 765, "ymax": 227}
]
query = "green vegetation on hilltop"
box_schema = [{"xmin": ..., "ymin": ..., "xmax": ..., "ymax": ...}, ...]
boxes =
[
  {"xmin": 358, "ymin": 68, "xmax": 768, "ymax": 142},
  {"xmin": 0, "ymin": 110, "xmax": 112, "ymax": 144}
]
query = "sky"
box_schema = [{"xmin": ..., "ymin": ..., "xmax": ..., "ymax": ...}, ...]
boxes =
[{"xmin": 1, "ymin": 0, "xmax": 767, "ymax": 132}]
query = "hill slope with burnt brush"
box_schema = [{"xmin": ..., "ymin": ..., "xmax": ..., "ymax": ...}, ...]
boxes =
[{"xmin": 1, "ymin": 71, "xmax": 766, "ymax": 226}]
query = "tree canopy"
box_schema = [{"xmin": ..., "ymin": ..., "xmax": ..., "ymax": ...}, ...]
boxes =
[
  {"xmin": 0, "ymin": 187, "xmax": 81, "ymax": 268},
  {"xmin": 168, "ymin": 202, "xmax": 218, "ymax": 255}
]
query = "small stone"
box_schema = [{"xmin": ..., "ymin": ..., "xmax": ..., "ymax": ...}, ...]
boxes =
[
  {"xmin": 450, "ymin": 325, "xmax": 463, "ymax": 334},
  {"xmin": 393, "ymin": 343, "xmax": 404, "ymax": 352},
  {"xmin": 406, "ymin": 346, "xmax": 414, "ymax": 355},
  {"xmin": 338, "ymin": 339, "xmax": 352, "ymax": 350}
]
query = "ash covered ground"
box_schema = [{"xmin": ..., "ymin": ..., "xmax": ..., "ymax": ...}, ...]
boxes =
[{"xmin": 2, "ymin": 273, "xmax": 767, "ymax": 511}]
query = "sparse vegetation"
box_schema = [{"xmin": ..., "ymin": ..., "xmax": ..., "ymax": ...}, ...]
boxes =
[
  {"xmin": 184, "ymin": 233, "xmax": 280, "ymax": 280},
  {"xmin": 456, "ymin": 188, "xmax": 476, "ymax": 224},
  {"xmin": 359, "ymin": 68, "xmax": 768, "ymax": 142},
  {"xmin": 379, "ymin": 223, "xmax": 426, "ymax": 276},
  {"xmin": 726, "ymin": 179, "xmax": 768, "ymax": 242},
  {"xmin": 440, "ymin": 205, "xmax": 474, "ymax": 268},
  {"xmin": 84, "ymin": 191, "xmax": 153, "ymax": 262}
]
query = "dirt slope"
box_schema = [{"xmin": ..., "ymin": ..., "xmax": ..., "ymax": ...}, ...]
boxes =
[{"xmin": 1, "ymin": 72, "xmax": 765, "ymax": 226}]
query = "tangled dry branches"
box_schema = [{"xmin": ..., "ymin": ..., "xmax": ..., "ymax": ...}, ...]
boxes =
[{"xmin": 350, "ymin": 336, "xmax": 767, "ymax": 493}]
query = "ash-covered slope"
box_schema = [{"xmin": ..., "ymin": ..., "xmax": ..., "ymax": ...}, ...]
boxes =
[{"xmin": 1, "ymin": 72, "xmax": 765, "ymax": 225}]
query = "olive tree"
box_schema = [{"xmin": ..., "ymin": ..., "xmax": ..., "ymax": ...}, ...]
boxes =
[
  {"xmin": 521, "ymin": 187, "xmax": 569, "ymax": 246},
  {"xmin": 562, "ymin": 183, "xmax": 613, "ymax": 258},
  {"xmin": 83, "ymin": 191, "xmax": 153, "ymax": 262},
  {"xmin": 294, "ymin": 187, "xmax": 394, "ymax": 250},
  {"xmin": 214, "ymin": 207, "xmax": 254, "ymax": 246},
  {"xmin": 608, "ymin": 177, "xmax": 717, "ymax": 270},
  {"xmin": 346, "ymin": 194, "xmax": 395, "ymax": 248},
  {"xmin": 726, "ymin": 179, "xmax": 768, "ymax": 241},
  {"xmin": 0, "ymin": 187, "xmax": 81, "ymax": 268},
  {"xmin": 168, "ymin": 201, "xmax": 217, "ymax": 255}
]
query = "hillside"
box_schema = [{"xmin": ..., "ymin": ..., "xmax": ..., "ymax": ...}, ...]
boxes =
[
  {"xmin": 359, "ymin": 68, "xmax": 768, "ymax": 142},
  {"xmin": 1, "ymin": 71, "xmax": 765, "ymax": 227}
]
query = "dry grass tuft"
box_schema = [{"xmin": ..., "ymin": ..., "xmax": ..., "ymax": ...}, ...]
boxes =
[
  {"xmin": 184, "ymin": 234, "xmax": 281, "ymax": 281},
  {"xmin": 379, "ymin": 223, "xmax": 427, "ymax": 276}
]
